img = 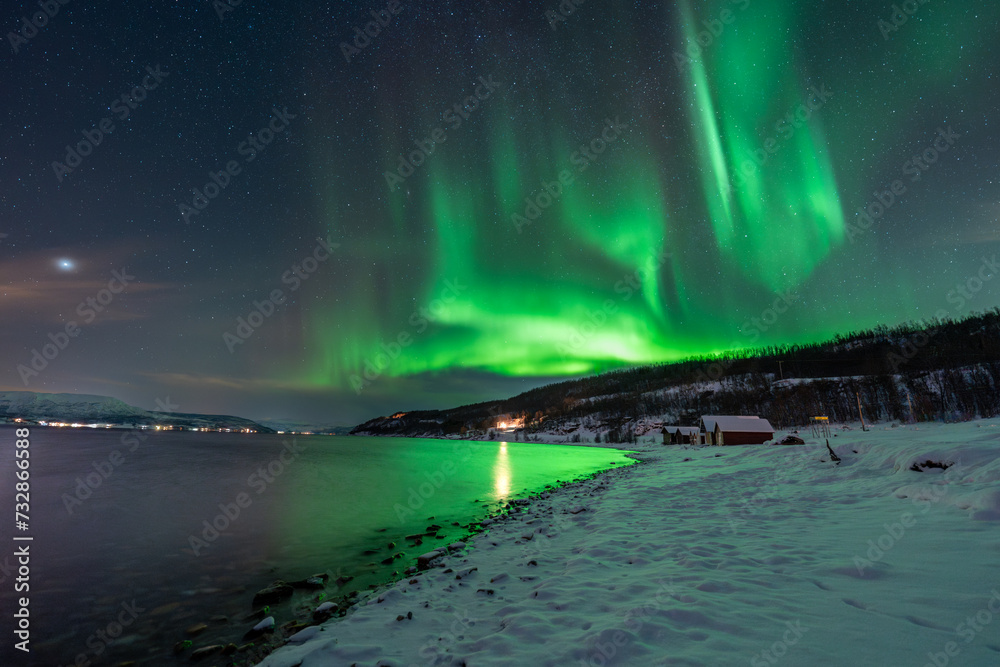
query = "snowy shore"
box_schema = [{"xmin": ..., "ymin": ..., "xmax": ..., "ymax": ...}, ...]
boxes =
[{"xmin": 257, "ymin": 420, "xmax": 1000, "ymax": 666}]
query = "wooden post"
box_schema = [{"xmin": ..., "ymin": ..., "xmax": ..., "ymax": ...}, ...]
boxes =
[
  {"xmin": 856, "ymin": 392, "xmax": 867, "ymax": 431},
  {"xmin": 826, "ymin": 438, "xmax": 841, "ymax": 464}
]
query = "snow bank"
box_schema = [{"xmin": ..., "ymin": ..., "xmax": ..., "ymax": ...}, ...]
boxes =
[{"xmin": 257, "ymin": 419, "xmax": 1000, "ymax": 666}]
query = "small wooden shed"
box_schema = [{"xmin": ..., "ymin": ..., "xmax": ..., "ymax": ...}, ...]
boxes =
[
  {"xmin": 700, "ymin": 415, "xmax": 774, "ymax": 446},
  {"xmin": 662, "ymin": 426, "xmax": 701, "ymax": 445}
]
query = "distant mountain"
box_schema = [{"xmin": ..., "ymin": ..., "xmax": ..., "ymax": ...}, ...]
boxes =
[
  {"xmin": 353, "ymin": 411, "xmax": 455, "ymax": 438},
  {"xmin": 255, "ymin": 419, "xmax": 354, "ymax": 435},
  {"xmin": 0, "ymin": 391, "xmax": 275, "ymax": 433},
  {"xmin": 0, "ymin": 391, "xmax": 147, "ymax": 422}
]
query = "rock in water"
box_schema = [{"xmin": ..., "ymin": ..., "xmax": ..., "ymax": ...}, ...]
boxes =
[
  {"xmin": 252, "ymin": 582, "xmax": 293, "ymax": 606},
  {"xmin": 291, "ymin": 576, "xmax": 326, "ymax": 590},
  {"xmin": 190, "ymin": 645, "xmax": 225, "ymax": 661},
  {"xmin": 185, "ymin": 623, "xmax": 208, "ymax": 636}
]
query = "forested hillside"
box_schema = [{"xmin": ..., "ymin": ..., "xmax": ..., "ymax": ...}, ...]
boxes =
[{"xmin": 352, "ymin": 310, "xmax": 1000, "ymax": 438}]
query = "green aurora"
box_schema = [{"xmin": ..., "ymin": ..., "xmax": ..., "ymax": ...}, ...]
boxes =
[{"xmin": 296, "ymin": 0, "xmax": 1000, "ymax": 393}]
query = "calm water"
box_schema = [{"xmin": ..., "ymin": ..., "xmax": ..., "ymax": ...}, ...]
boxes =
[{"xmin": 0, "ymin": 426, "xmax": 632, "ymax": 666}]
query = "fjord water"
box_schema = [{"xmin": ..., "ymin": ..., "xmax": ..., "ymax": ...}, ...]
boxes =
[{"xmin": 0, "ymin": 427, "xmax": 631, "ymax": 666}]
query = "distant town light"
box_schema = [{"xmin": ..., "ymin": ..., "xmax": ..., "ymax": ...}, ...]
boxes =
[{"xmin": 495, "ymin": 416, "xmax": 525, "ymax": 432}]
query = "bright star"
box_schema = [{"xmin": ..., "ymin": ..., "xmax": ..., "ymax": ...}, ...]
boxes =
[{"xmin": 57, "ymin": 258, "xmax": 75, "ymax": 271}]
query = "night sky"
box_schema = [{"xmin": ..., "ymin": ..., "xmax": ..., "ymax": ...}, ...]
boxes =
[{"xmin": 2, "ymin": 1, "xmax": 999, "ymax": 426}]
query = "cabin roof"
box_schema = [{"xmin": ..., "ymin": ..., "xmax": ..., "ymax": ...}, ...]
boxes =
[
  {"xmin": 701, "ymin": 415, "xmax": 774, "ymax": 433},
  {"xmin": 665, "ymin": 426, "xmax": 701, "ymax": 435}
]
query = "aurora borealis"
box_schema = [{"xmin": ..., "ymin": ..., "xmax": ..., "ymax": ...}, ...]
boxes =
[{"xmin": 3, "ymin": 1, "xmax": 1000, "ymax": 423}]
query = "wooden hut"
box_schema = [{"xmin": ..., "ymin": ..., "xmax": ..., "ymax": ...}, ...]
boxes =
[
  {"xmin": 662, "ymin": 426, "xmax": 701, "ymax": 445},
  {"xmin": 700, "ymin": 415, "xmax": 774, "ymax": 445}
]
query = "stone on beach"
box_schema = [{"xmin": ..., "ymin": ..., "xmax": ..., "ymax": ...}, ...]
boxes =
[
  {"xmin": 417, "ymin": 549, "xmax": 445, "ymax": 569},
  {"xmin": 246, "ymin": 615, "xmax": 275, "ymax": 638}
]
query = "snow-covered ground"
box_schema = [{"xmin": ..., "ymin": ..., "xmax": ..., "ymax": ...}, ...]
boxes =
[{"xmin": 257, "ymin": 419, "xmax": 1000, "ymax": 666}]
